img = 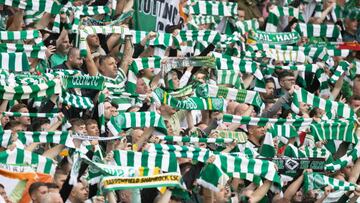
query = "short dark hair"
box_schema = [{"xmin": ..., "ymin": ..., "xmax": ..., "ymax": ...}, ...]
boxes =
[
  {"xmin": 4, "ymin": 120, "xmax": 22, "ymax": 130},
  {"xmin": 265, "ymin": 77, "xmax": 275, "ymax": 85},
  {"xmin": 85, "ymin": 119, "xmax": 97, "ymax": 126},
  {"xmin": 29, "ymin": 182, "xmax": 47, "ymax": 196},
  {"xmin": 69, "ymin": 118, "xmax": 85, "ymax": 127},
  {"xmin": 350, "ymin": 95, "xmax": 360, "ymax": 102},
  {"xmin": 31, "ymin": 118, "xmax": 50, "ymax": 131},
  {"xmin": 278, "ymin": 71, "xmax": 295, "ymax": 81},
  {"xmin": 10, "ymin": 103, "xmax": 28, "ymax": 112},
  {"xmin": 99, "ymin": 55, "xmax": 113, "ymax": 66},
  {"xmin": 45, "ymin": 182, "xmax": 59, "ymax": 189}
]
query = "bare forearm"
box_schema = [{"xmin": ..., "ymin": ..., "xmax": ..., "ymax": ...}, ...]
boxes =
[
  {"xmin": 284, "ymin": 174, "xmax": 304, "ymax": 200},
  {"xmin": 119, "ymin": 36, "xmax": 133, "ymax": 75},
  {"xmin": 43, "ymin": 144, "xmax": 65, "ymax": 159},
  {"xmin": 250, "ymin": 180, "xmax": 272, "ymax": 203}
]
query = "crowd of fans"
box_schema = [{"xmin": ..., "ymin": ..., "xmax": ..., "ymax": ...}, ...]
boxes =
[{"xmin": 0, "ymin": 0, "xmax": 359, "ymax": 202}]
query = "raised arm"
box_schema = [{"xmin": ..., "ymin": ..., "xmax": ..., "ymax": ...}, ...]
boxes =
[{"xmin": 249, "ymin": 180, "xmax": 272, "ymax": 203}]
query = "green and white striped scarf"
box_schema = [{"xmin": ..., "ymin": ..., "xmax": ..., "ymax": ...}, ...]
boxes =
[
  {"xmin": 0, "ymin": 148, "xmax": 56, "ymax": 175},
  {"xmin": 294, "ymin": 23, "xmax": 342, "ymax": 40},
  {"xmin": 213, "ymin": 130, "xmax": 248, "ymax": 143},
  {"xmin": 291, "ymin": 88, "xmax": 355, "ymax": 120},
  {"xmin": 0, "ymin": 43, "xmax": 47, "ymax": 59},
  {"xmin": 113, "ymin": 150, "xmax": 179, "ymax": 173},
  {"xmin": 259, "ymin": 132, "xmax": 276, "ymax": 158},
  {"xmin": 131, "ymin": 30, "xmax": 174, "ymax": 48},
  {"xmin": 186, "ymin": 1, "xmax": 237, "ymax": 17},
  {"xmin": 195, "ymin": 84, "xmax": 264, "ymax": 109},
  {"xmin": 310, "ymin": 120, "xmax": 357, "ymax": 144},
  {"xmin": 265, "ymin": 6, "xmax": 304, "ymax": 32},
  {"xmin": 71, "ymin": 5, "xmax": 111, "ymax": 32},
  {"xmin": 153, "ymin": 88, "xmax": 226, "ymax": 111},
  {"xmin": 0, "ymin": 30, "xmax": 41, "ymax": 41},
  {"xmin": 107, "ymin": 112, "xmax": 168, "ymax": 136},
  {"xmin": 248, "ymin": 44, "xmax": 331, "ymax": 62},
  {"xmin": 0, "ymin": 0, "xmax": 61, "ymax": 15},
  {"xmin": 265, "ymin": 49, "xmax": 306, "ymax": 63},
  {"xmin": 329, "ymin": 61, "xmax": 351, "ymax": 84},
  {"xmin": 230, "ymin": 18, "xmax": 259, "ymax": 35},
  {"xmin": 80, "ymin": 151, "xmax": 135, "ymax": 181},
  {"xmin": 325, "ymin": 45, "xmax": 350, "ymax": 58},
  {"xmin": 303, "ymin": 172, "xmax": 358, "ymax": 192},
  {"xmin": 269, "ymin": 125, "xmax": 298, "ymax": 145},
  {"xmin": 324, "ymin": 146, "xmax": 360, "ymax": 171},
  {"xmin": 148, "ymin": 144, "xmax": 282, "ymax": 190},
  {"xmin": 60, "ymin": 92, "xmax": 94, "ymax": 110},
  {"xmin": 212, "ymin": 52, "xmax": 263, "ymax": 80},
  {"xmin": 79, "ymin": 26, "xmax": 128, "ymax": 56},
  {"xmin": 222, "ymin": 114, "xmax": 313, "ymax": 128},
  {"xmin": 189, "ymin": 15, "xmax": 219, "ymax": 26},
  {"xmin": 215, "ymin": 70, "xmax": 243, "ymax": 89},
  {"xmin": 156, "ymin": 135, "xmax": 234, "ymax": 144},
  {"xmin": 2, "ymin": 112, "xmax": 59, "ymax": 118},
  {"xmin": 284, "ymin": 144, "xmax": 332, "ymax": 161},
  {"xmin": 126, "ymin": 56, "xmax": 161, "ymax": 94},
  {"xmin": 17, "ymin": 131, "xmax": 74, "ymax": 148},
  {"xmin": 198, "ymin": 163, "xmax": 229, "ymax": 192},
  {"xmin": 174, "ymin": 30, "xmax": 237, "ymax": 48},
  {"xmin": 0, "ymin": 52, "xmax": 30, "ymax": 72},
  {"xmin": 0, "ymin": 79, "xmax": 61, "ymax": 100}
]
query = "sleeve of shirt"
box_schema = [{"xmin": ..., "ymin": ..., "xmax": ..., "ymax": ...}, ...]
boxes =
[{"xmin": 179, "ymin": 71, "xmax": 192, "ymax": 88}]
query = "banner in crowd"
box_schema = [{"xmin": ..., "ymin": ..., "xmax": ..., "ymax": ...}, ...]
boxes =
[
  {"xmin": 248, "ymin": 30, "xmax": 300, "ymax": 45},
  {"xmin": 133, "ymin": 0, "xmax": 181, "ymax": 32}
]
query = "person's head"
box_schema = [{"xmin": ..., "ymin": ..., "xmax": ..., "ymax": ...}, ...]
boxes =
[
  {"xmin": 1, "ymin": 115, "xmax": 9, "ymax": 127},
  {"xmin": 226, "ymin": 101, "xmax": 239, "ymax": 114},
  {"xmin": 57, "ymin": 34, "xmax": 71, "ymax": 55},
  {"xmin": 235, "ymin": 103, "xmax": 250, "ymax": 116},
  {"xmin": 66, "ymin": 47, "xmax": 83, "ymax": 69},
  {"xmin": 136, "ymin": 77, "xmax": 150, "ymax": 94},
  {"xmin": 31, "ymin": 118, "xmax": 50, "ymax": 131},
  {"xmin": 164, "ymin": 120, "xmax": 174, "ymax": 136},
  {"xmin": 194, "ymin": 69, "xmax": 208, "ymax": 83},
  {"xmin": 166, "ymin": 71, "xmax": 180, "ymax": 89},
  {"xmin": 54, "ymin": 168, "xmax": 68, "ymax": 188},
  {"xmin": 104, "ymin": 101, "xmax": 115, "ymax": 120},
  {"xmin": 69, "ymin": 182, "xmax": 88, "ymax": 203},
  {"xmin": 86, "ymin": 34, "xmax": 100, "ymax": 49},
  {"xmin": 279, "ymin": 71, "xmax": 295, "ymax": 91},
  {"xmin": 344, "ymin": 18, "xmax": 358, "ymax": 34},
  {"xmin": 4, "ymin": 120, "xmax": 26, "ymax": 133},
  {"xmin": 349, "ymin": 95, "xmax": 360, "ymax": 110},
  {"xmin": 45, "ymin": 182, "xmax": 59, "ymax": 193},
  {"xmin": 131, "ymin": 128, "xmax": 144, "ymax": 144},
  {"xmin": 237, "ymin": 9, "xmax": 245, "ymax": 21},
  {"xmin": 85, "ymin": 119, "xmax": 100, "ymax": 136},
  {"xmin": 29, "ymin": 182, "xmax": 48, "ymax": 203},
  {"xmin": 70, "ymin": 118, "xmax": 87, "ymax": 134},
  {"xmin": 264, "ymin": 78, "xmax": 276, "ymax": 98},
  {"xmin": 40, "ymin": 192, "xmax": 63, "ymax": 203},
  {"xmin": 341, "ymin": 162, "xmax": 354, "ymax": 178},
  {"xmin": 99, "ymin": 55, "xmax": 117, "ymax": 78},
  {"xmin": 247, "ymin": 125, "xmax": 266, "ymax": 143},
  {"xmin": 139, "ymin": 68, "xmax": 155, "ymax": 80},
  {"xmin": 10, "ymin": 103, "xmax": 31, "ymax": 126}
]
